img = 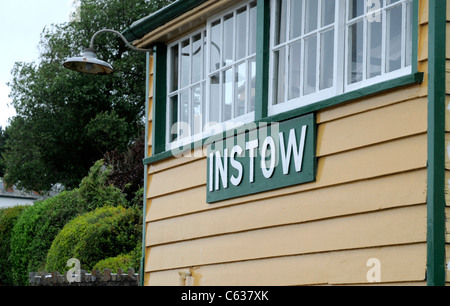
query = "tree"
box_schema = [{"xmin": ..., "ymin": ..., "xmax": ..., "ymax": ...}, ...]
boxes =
[
  {"xmin": 4, "ymin": 0, "xmax": 172, "ymax": 192},
  {"xmin": 0, "ymin": 126, "xmax": 7, "ymax": 178}
]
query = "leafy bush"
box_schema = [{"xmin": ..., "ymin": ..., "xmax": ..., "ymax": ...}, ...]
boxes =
[
  {"xmin": 9, "ymin": 159, "xmax": 127, "ymax": 286},
  {"xmin": 45, "ymin": 206, "xmax": 142, "ymax": 273},
  {"xmin": 93, "ymin": 243, "xmax": 142, "ymax": 273},
  {"xmin": 0, "ymin": 205, "xmax": 27, "ymax": 285}
]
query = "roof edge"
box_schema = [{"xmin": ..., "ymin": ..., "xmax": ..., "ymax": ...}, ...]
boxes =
[{"xmin": 123, "ymin": 0, "xmax": 209, "ymax": 43}]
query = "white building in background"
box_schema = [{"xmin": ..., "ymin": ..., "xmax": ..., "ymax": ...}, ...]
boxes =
[{"xmin": 0, "ymin": 179, "xmax": 40, "ymax": 208}]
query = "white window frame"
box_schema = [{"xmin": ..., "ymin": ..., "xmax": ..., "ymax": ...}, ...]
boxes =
[
  {"xmin": 166, "ymin": 0, "xmax": 257, "ymax": 151},
  {"xmin": 268, "ymin": 0, "xmax": 413, "ymax": 117}
]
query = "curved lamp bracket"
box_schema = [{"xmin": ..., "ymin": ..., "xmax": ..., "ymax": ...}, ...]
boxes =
[{"xmin": 90, "ymin": 29, "xmax": 152, "ymax": 53}]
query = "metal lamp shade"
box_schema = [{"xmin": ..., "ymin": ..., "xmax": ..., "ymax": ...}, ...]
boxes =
[{"xmin": 63, "ymin": 48, "xmax": 113, "ymax": 75}]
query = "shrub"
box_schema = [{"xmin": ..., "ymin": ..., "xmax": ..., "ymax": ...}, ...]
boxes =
[
  {"xmin": 93, "ymin": 242, "xmax": 142, "ymax": 273},
  {"xmin": 9, "ymin": 191, "xmax": 84, "ymax": 286},
  {"xmin": 0, "ymin": 205, "xmax": 27, "ymax": 285},
  {"xmin": 9, "ymin": 159, "xmax": 127, "ymax": 286},
  {"xmin": 45, "ymin": 206, "xmax": 142, "ymax": 273}
]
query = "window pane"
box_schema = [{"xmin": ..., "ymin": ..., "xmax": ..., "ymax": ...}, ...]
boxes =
[
  {"xmin": 249, "ymin": 2, "xmax": 257, "ymax": 54},
  {"xmin": 210, "ymin": 20, "xmax": 221, "ymax": 72},
  {"xmin": 223, "ymin": 68, "xmax": 233, "ymax": 121},
  {"xmin": 348, "ymin": 0, "xmax": 365, "ymax": 19},
  {"xmin": 273, "ymin": 48, "xmax": 286, "ymax": 104},
  {"xmin": 348, "ymin": 21, "xmax": 363, "ymax": 84},
  {"xmin": 169, "ymin": 95, "xmax": 178, "ymax": 142},
  {"xmin": 321, "ymin": 0, "xmax": 335, "ymax": 26},
  {"xmin": 405, "ymin": 1, "xmax": 413, "ymax": 67},
  {"xmin": 367, "ymin": 19, "xmax": 382, "ymax": 78},
  {"xmin": 170, "ymin": 45, "xmax": 179, "ymax": 92},
  {"xmin": 320, "ymin": 30, "xmax": 334, "ymax": 90},
  {"xmin": 192, "ymin": 34, "xmax": 203, "ymax": 83},
  {"xmin": 304, "ymin": 35, "xmax": 317, "ymax": 95},
  {"xmin": 305, "ymin": 0, "xmax": 318, "ymax": 33},
  {"xmin": 181, "ymin": 39, "xmax": 190, "ymax": 88},
  {"xmin": 288, "ymin": 41, "xmax": 301, "ymax": 100},
  {"xmin": 249, "ymin": 57, "xmax": 256, "ymax": 112},
  {"xmin": 236, "ymin": 7, "xmax": 247, "ymax": 60},
  {"xmin": 290, "ymin": 0, "xmax": 303, "ymax": 39},
  {"xmin": 223, "ymin": 13, "xmax": 234, "ymax": 66},
  {"xmin": 210, "ymin": 74, "xmax": 221, "ymax": 123},
  {"xmin": 180, "ymin": 89, "xmax": 190, "ymax": 139},
  {"xmin": 386, "ymin": 5, "xmax": 402, "ymax": 72},
  {"xmin": 275, "ymin": 0, "xmax": 288, "ymax": 45},
  {"xmin": 235, "ymin": 62, "xmax": 247, "ymax": 117},
  {"xmin": 192, "ymin": 85, "xmax": 203, "ymax": 134}
]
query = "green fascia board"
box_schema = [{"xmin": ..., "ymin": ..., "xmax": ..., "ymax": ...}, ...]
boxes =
[{"xmin": 123, "ymin": 0, "xmax": 209, "ymax": 42}]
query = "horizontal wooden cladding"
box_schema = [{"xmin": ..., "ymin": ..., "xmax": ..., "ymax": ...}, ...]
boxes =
[
  {"xmin": 317, "ymin": 97, "xmax": 427, "ymax": 157},
  {"xmin": 145, "ymin": 243, "xmax": 427, "ymax": 286},
  {"xmin": 146, "ymin": 133, "xmax": 427, "ymax": 221},
  {"xmin": 145, "ymin": 205, "xmax": 427, "ymax": 273},
  {"xmin": 146, "ymin": 170, "xmax": 427, "ymax": 246}
]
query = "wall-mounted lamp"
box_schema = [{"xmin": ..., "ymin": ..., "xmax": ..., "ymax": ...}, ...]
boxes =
[{"xmin": 63, "ymin": 29, "xmax": 151, "ymax": 75}]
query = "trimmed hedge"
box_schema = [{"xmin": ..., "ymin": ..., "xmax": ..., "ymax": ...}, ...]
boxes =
[
  {"xmin": 45, "ymin": 206, "xmax": 142, "ymax": 273},
  {"xmin": 9, "ymin": 160, "xmax": 127, "ymax": 286},
  {"xmin": 0, "ymin": 205, "xmax": 28, "ymax": 286}
]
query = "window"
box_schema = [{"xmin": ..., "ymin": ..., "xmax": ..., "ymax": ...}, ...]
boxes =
[
  {"xmin": 270, "ymin": 0, "xmax": 413, "ymax": 115},
  {"xmin": 167, "ymin": 1, "xmax": 257, "ymax": 149}
]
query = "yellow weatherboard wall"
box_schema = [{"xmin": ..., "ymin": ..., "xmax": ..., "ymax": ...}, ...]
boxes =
[{"xmin": 137, "ymin": 0, "xmax": 439, "ymax": 286}]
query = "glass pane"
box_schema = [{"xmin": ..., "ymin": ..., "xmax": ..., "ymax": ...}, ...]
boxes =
[
  {"xmin": 170, "ymin": 45, "xmax": 179, "ymax": 92},
  {"xmin": 387, "ymin": 0, "xmax": 401, "ymax": 4},
  {"xmin": 223, "ymin": 13, "xmax": 234, "ymax": 66},
  {"xmin": 181, "ymin": 39, "xmax": 190, "ymax": 88},
  {"xmin": 223, "ymin": 68, "xmax": 233, "ymax": 121},
  {"xmin": 235, "ymin": 62, "xmax": 247, "ymax": 117},
  {"xmin": 249, "ymin": 2, "xmax": 257, "ymax": 54},
  {"xmin": 367, "ymin": 18, "xmax": 382, "ymax": 78},
  {"xmin": 275, "ymin": 0, "xmax": 288, "ymax": 45},
  {"xmin": 210, "ymin": 74, "xmax": 221, "ymax": 123},
  {"xmin": 305, "ymin": 0, "xmax": 318, "ymax": 33},
  {"xmin": 320, "ymin": 29, "xmax": 334, "ymax": 90},
  {"xmin": 290, "ymin": 0, "xmax": 303, "ymax": 39},
  {"xmin": 321, "ymin": 0, "xmax": 335, "ymax": 26},
  {"xmin": 304, "ymin": 35, "xmax": 317, "ymax": 95},
  {"xmin": 348, "ymin": 21, "xmax": 363, "ymax": 84},
  {"xmin": 405, "ymin": 1, "xmax": 413, "ymax": 67},
  {"xmin": 288, "ymin": 41, "xmax": 301, "ymax": 100},
  {"xmin": 249, "ymin": 57, "xmax": 256, "ymax": 112},
  {"xmin": 180, "ymin": 89, "xmax": 190, "ymax": 139},
  {"xmin": 386, "ymin": 5, "xmax": 402, "ymax": 72},
  {"xmin": 192, "ymin": 33, "xmax": 203, "ymax": 83},
  {"xmin": 236, "ymin": 7, "xmax": 247, "ymax": 60},
  {"xmin": 192, "ymin": 85, "xmax": 203, "ymax": 135},
  {"xmin": 169, "ymin": 95, "xmax": 178, "ymax": 142},
  {"xmin": 273, "ymin": 48, "xmax": 286, "ymax": 104},
  {"xmin": 348, "ymin": 0, "xmax": 365, "ymax": 20},
  {"xmin": 210, "ymin": 20, "xmax": 221, "ymax": 72}
]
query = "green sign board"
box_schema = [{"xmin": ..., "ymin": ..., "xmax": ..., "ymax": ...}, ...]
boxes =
[{"xmin": 207, "ymin": 113, "xmax": 317, "ymax": 203}]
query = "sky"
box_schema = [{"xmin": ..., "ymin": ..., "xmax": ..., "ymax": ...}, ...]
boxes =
[{"xmin": 0, "ymin": 0, "xmax": 74, "ymax": 128}]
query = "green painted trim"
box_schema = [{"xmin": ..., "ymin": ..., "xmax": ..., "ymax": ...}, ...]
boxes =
[
  {"xmin": 123, "ymin": 0, "xmax": 209, "ymax": 42},
  {"xmin": 427, "ymin": 0, "xmax": 447, "ymax": 287},
  {"xmin": 152, "ymin": 43, "xmax": 168, "ymax": 155},
  {"xmin": 143, "ymin": 72, "xmax": 423, "ymax": 166},
  {"xmin": 255, "ymin": 0, "xmax": 271, "ymax": 120},
  {"xmin": 139, "ymin": 52, "xmax": 151, "ymax": 286}
]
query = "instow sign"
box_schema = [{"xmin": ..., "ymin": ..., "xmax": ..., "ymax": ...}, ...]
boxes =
[{"xmin": 207, "ymin": 113, "xmax": 316, "ymax": 203}]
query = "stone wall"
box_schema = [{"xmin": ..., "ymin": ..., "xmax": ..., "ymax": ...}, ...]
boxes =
[{"xmin": 29, "ymin": 268, "xmax": 139, "ymax": 286}]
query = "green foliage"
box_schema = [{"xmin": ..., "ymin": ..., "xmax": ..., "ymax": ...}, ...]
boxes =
[
  {"xmin": 92, "ymin": 243, "xmax": 141, "ymax": 273},
  {"xmin": 0, "ymin": 205, "xmax": 28, "ymax": 285},
  {"xmin": 45, "ymin": 206, "xmax": 142, "ymax": 273},
  {"xmin": 9, "ymin": 159, "xmax": 126, "ymax": 286},
  {"xmin": 4, "ymin": 0, "xmax": 172, "ymax": 192},
  {"xmin": 0, "ymin": 126, "xmax": 8, "ymax": 177}
]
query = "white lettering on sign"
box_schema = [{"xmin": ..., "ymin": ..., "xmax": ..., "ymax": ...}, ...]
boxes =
[{"xmin": 209, "ymin": 126, "xmax": 308, "ymax": 190}]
